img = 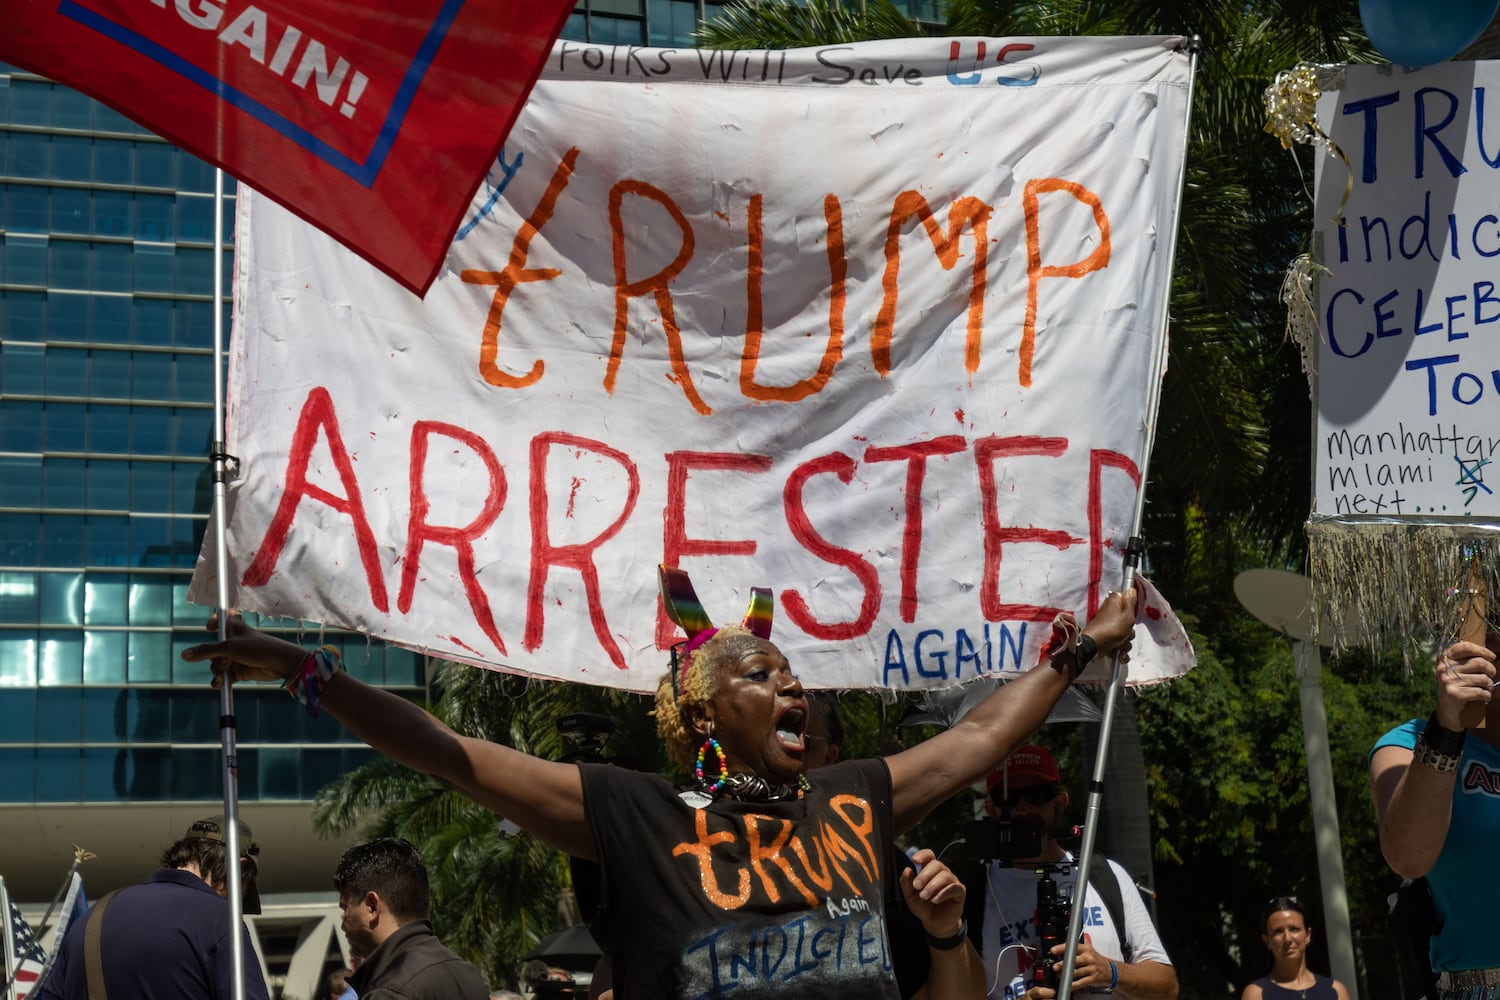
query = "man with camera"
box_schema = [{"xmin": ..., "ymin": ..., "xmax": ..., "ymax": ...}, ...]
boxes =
[{"xmin": 962, "ymin": 745, "xmax": 1177, "ymax": 1000}]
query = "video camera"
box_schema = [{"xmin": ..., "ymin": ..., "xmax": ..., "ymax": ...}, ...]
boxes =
[{"xmin": 1029, "ymin": 865, "xmax": 1071, "ymax": 990}]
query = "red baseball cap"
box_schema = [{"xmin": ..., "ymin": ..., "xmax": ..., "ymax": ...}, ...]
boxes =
[{"xmin": 985, "ymin": 744, "xmax": 1060, "ymax": 792}]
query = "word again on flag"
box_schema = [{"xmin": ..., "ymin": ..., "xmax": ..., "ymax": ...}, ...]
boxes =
[{"xmin": 0, "ymin": 0, "xmax": 575, "ymax": 295}]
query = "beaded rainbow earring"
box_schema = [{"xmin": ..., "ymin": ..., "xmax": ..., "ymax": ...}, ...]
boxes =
[{"xmin": 695, "ymin": 735, "xmax": 729, "ymax": 793}]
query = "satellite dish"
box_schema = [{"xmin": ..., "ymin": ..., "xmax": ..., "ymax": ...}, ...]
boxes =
[{"xmin": 1233, "ymin": 568, "xmax": 1365, "ymax": 646}]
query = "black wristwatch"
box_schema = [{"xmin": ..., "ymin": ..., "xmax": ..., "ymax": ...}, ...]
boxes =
[{"xmin": 927, "ymin": 920, "xmax": 968, "ymax": 951}]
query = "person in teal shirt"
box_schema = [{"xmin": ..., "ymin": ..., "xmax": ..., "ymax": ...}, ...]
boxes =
[{"xmin": 1370, "ymin": 631, "xmax": 1500, "ymax": 999}]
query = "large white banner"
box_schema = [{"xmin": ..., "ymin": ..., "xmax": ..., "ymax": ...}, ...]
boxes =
[
  {"xmin": 193, "ymin": 36, "xmax": 1193, "ymax": 692},
  {"xmin": 1314, "ymin": 61, "xmax": 1500, "ymax": 520}
]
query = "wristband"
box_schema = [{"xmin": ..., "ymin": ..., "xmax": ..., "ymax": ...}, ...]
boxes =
[
  {"xmin": 926, "ymin": 919, "xmax": 967, "ymax": 951},
  {"xmin": 1423, "ymin": 712, "xmax": 1467, "ymax": 755},
  {"xmin": 1076, "ymin": 634, "xmax": 1099, "ymax": 670},
  {"xmin": 1413, "ymin": 732, "xmax": 1462, "ymax": 773},
  {"xmin": 284, "ymin": 645, "xmax": 344, "ymax": 719}
]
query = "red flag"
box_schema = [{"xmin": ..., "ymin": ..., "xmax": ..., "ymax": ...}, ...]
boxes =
[{"xmin": 1, "ymin": 0, "xmax": 572, "ymax": 295}]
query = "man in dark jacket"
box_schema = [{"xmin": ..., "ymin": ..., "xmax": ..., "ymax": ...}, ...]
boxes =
[
  {"xmin": 336, "ymin": 838, "xmax": 489, "ymax": 1000},
  {"xmin": 36, "ymin": 815, "xmax": 269, "ymax": 1000}
]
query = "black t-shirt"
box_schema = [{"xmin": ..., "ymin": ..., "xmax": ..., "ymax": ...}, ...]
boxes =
[{"xmin": 579, "ymin": 758, "xmax": 902, "ymax": 1000}]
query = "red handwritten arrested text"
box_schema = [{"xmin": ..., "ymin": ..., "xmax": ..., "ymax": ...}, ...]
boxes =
[{"xmin": 239, "ymin": 389, "xmax": 1138, "ymax": 669}]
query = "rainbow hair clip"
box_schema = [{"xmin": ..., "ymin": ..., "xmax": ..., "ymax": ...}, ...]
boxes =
[{"xmin": 658, "ymin": 565, "xmax": 773, "ymax": 695}]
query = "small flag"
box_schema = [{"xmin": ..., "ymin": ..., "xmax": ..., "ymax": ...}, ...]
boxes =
[
  {"xmin": 4, "ymin": 886, "xmax": 47, "ymax": 1000},
  {"xmin": 36, "ymin": 872, "xmax": 88, "ymax": 992}
]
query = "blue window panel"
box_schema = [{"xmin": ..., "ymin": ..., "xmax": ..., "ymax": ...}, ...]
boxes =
[
  {"xmin": 176, "ymin": 409, "xmax": 212, "ymax": 455},
  {"xmin": 0, "ymin": 513, "xmax": 41, "ymax": 565},
  {"xmin": 40, "ymin": 514, "xmax": 85, "ymax": 565},
  {"xmin": 4, "ymin": 234, "xmax": 48, "ymax": 286},
  {"xmin": 117, "ymin": 746, "xmax": 171, "ymax": 801},
  {"xmin": 93, "ymin": 139, "xmax": 133, "ymax": 185},
  {"xmin": 88, "ymin": 458, "xmax": 130, "ymax": 510},
  {"xmin": 648, "ymin": 0, "xmax": 698, "ymax": 46},
  {"xmin": 3, "ymin": 183, "xmax": 48, "ymax": 233},
  {"xmin": 133, "ymin": 632, "xmax": 174, "ymax": 682},
  {"xmin": 176, "ymin": 194, "xmax": 214, "ymax": 242},
  {"xmin": 3, "ymin": 290, "xmax": 47, "ymax": 342},
  {"xmin": 176, "ymin": 247, "xmax": 212, "ymax": 293},
  {"xmin": 39, "ymin": 572, "xmax": 82, "ymax": 625},
  {"xmin": 0, "ymin": 750, "xmax": 34, "ymax": 800},
  {"xmin": 221, "ymin": 197, "xmax": 237, "ymax": 242},
  {"xmin": 0, "ymin": 456, "xmax": 42, "ymax": 507},
  {"xmin": 0, "ymin": 572, "xmax": 40, "ymax": 621},
  {"xmin": 50, "ymin": 188, "xmax": 89, "ymax": 235},
  {"xmin": 9, "ymin": 81, "xmax": 51, "ymax": 126},
  {"xmin": 132, "ymin": 297, "xmax": 174, "ymax": 347},
  {"xmin": 35, "ymin": 748, "xmax": 81, "ymax": 801},
  {"xmin": 562, "ymin": 11, "xmax": 587, "ymax": 40},
  {"xmin": 5, "ymin": 132, "xmax": 49, "ymax": 178},
  {"xmin": 133, "ymin": 243, "xmax": 174, "ymax": 294},
  {"xmin": 85, "ymin": 514, "xmax": 130, "ymax": 565},
  {"xmin": 169, "ymin": 689, "xmax": 216, "ymax": 741},
  {"xmin": 171, "ymin": 748, "xmax": 221, "ymax": 800},
  {"xmin": 46, "ymin": 291, "xmax": 88, "ymax": 341},
  {"xmin": 41, "ymin": 457, "xmax": 85, "ymax": 509},
  {"xmin": 178, "ymin": 156, "xmax": 214, "ymax": 194},
  {"xmin": 386, "ymin": 646, "xmax": 424, "ymax": 686},
  {"xmin": 123, "ymin": 630, "xmax": 168, "ymax": 683},
  {"xmin": 38, "ymin": 629, "xmax": 83, "ymax": 685},
  {"xmin": 177, "ymin": 300, "xmax": 216, "ymax": 349},
  {"xmin": 172, "ymin": 517, "xmax": 204, "ymax": 566},
  {"xmin": 132, "ymin": 350, "xmax": 173, "ymax": 399},
  {"xmin": 80, "ymin": 748, "xmax": 122, "ymax": 801},
  {"xmin": 175, "ymin": 353, "xmax": 212, "ymax": 397},
  {"xmin": 89, "ymin": 348, "xmax": 132, "ymax": 398},
  {"xmin": 93, "ymin": 295, "xmax": 130, "ymax": 343},
  {"xmin": 135, "ymin": 192, "xmax": 174, "ymax": 241},
  {"xmin": 83, "ymin": 630, "xmax": 127, "ymax": 683},
  {"xmin": 299, "ymin": 748, "xmax": 354, "ymax": 799},
  {"xmin": 172, "ymin": 462, "xmax": 207, "ymax": 513},
  {"xmin": 45, "ymin": 345, "xmax": 88, "ymax": 396},
  {"xmin": 128, "ymin": 575, "xmax": 172, "ymax": 626},
  {"xmin": 51, "ymin": 87, "xmax": 94, "ymax": 129},
  {"xmin": 51, "ymin": 135, "xmax": 93, "ymax": 183},
  {"xmin": 44, "ymin": 402, "xmax": 88, "ymax": 451},
  {"xmin": 81, "ymin": 687, "xmax": 122, "ymax": 742},
  {"xmin": 35, "ymin": 687, "xmax": 80, "ymax": 742},
  {"xmin": 84, "ymin": 575, "xmax": 128, "ymax": 625},
  {"xmin": 344, "ymin": 641, "xmax": 383, "ymax": 685},
  {"xmin": 257, "ymin": 746, "xmax": 302, "ymax": 800},
  {"xmin": 92, "ymin": 242, "xmax": 133, "ymax": 293},
  {"xmin": 0, "ymin": 132, "xmax": 7, "ymax": 172},
  {"xmin": 97, "ymin": 105, "xmax": 146, "ymax": 136},
  {"xmin": 171, "ymin": 579, "xmax": 198, "ymax": 626},
  {"xmin": 85, "ymin": 402, "xmax": 129, "ymax": 453},
  {"xmin": 0, "ymin": 690, "xmax": 37, "ymax": 742},
  {"xmin": 47, "ymin": 240, "xmax": 88, "ymax": 292},
  {"xmin": 135, "ymin": 141, "xmax": 176, "ymax": 188},
  {"xmin": 93, "ymin": 189, "xmax": 133, "ymax": 238},
  {"xmin": 130, "ymin": 405, "xmax": 172, "ymax": 454},
  {"xmin": 0, "ymin": 633, "xmax": 38, "ymax": 688},
  {"xmin": 131, "ymin": 514, "xmax": 175, "ymax": 568},
  {"xmin": 131, "ymin": 459, "xmax": 173, "ymax": 512},
  {"xmin": 588, "ymin": 14, "xmax": 645, "ymax": 44},
  {"xmin": 1, "ymin": 342, "xmax": 45, "ymax": 394}
]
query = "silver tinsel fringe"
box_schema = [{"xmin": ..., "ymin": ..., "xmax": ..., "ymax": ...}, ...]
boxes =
[{"xmin": 1308, "ymin": 517, "xmax": 1500, "ymax": 667}]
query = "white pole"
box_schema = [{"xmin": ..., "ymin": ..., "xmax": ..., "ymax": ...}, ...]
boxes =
[
  {"xmin": 1294, "ymin": 640, "xmax": 1360, "ymax": 999},
  {"xmin": 210, "ymin": 165, "xmax": 248, "ymax": 1000}
]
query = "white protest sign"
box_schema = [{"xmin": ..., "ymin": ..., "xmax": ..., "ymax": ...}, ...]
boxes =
[
  {"xmin": 1314, "ymin": 61, "xmax": 1500, "ymax": 520},
  {"xmin": 192, "ymin": 36, "xmax": 1193, "ymax": 693}
]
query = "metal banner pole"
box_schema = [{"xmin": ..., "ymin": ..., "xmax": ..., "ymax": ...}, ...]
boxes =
[
  {"xmin": 209, "ymin": 165, "xmax": 248, "ymax": 1000},
  {"xmin": 1056, "ymin": 34, "xmax": 1201, "ymax": 1000}
]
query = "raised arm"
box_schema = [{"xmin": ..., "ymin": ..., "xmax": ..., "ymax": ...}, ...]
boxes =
[
  {"xmin": 1369, "ymin": 636, "xmax": 1495, "ymax": 878},
  {"xmin": 182, "ymin": 615, "xmax": 594, "ymax": 860},
  {"xmin": 901, "ymin": 848, "xmax": 986, "ymax": 1000},
  {"xmin": 886, "ymin": 590, "xmax": 1137, "ymax": 833}
]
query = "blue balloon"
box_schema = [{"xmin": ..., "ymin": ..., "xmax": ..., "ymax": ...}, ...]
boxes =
[{"xmin": 1361, "ymin": 0, "xmax": 1500, "ymax": 66}]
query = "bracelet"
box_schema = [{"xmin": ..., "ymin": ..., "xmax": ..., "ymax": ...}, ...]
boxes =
[
  {"xmin": 1102, "ymin": 960, "xmax": 1118, "ymax": 993},
  {"xmin": 284, "ymin": 646, "xmax": 344, "ymax": 719},
  {"xmin": 1424, "ymin": 713, "xmax": 1467, "ymax": 756},
  {"xmin": 926, "ymin": 919, "xmax": 967, "ymax": 951},
  {"xmin": 1076, "ymin": 634, "xmax": 1099, "ymax": 670},
  {"xmin": 1413, "ymin": 732, "xmax": 1462, "ymax": 772}
]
